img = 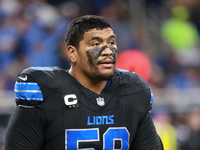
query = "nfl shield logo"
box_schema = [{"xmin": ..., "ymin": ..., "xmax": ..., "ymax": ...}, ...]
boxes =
[{"xmin": 96, "ymin": 97, "xmax": 105, "ymax": 106}]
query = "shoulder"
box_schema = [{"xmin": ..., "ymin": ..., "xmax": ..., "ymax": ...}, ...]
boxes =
[
  {"xmin": 20, "ymin": 67, "xmax": 63, "ymax": 87},
  {"xmin": 115, "ymin": 69, "xmax": 150, "ymax": 91},
  {"xmin": 115, "ymin": 69, "xmax": 154, "ymax": 105},
  {"xmin": 14, "ymin": 66, "xmax": 65, "ymax": 107}
]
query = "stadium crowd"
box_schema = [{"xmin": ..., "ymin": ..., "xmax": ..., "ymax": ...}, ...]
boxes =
[{"xmin": 1, "ymin": 0, "xmax": 200, "ymax": 149}]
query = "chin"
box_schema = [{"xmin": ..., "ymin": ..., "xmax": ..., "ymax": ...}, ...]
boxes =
[{"xmin": 96, "ymin": 69, "xmax": 115, "ymax": 80}]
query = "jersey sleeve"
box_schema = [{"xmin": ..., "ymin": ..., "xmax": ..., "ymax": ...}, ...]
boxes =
[
  {"xmin": 147, "ymin": 87, "xmax": 154, "ymax": 112},
  {"xmin": 5, "ymin": 106, "xmax": 46, "ymax": 149},
  {"xmin": 14, "ymin": 67, "xmax": 58, "ymax": 106},
  {"xmin": 14, "ymin": 76, "xmax": 44, "ymax": 107},
  {"xmin": 5, "ymin": 67, "xmax": 57, "ymax": 149},
  {"xmin": 130, "ymin": 112, "xmax": 164, "ymax": 149},
  {"xmin": 136, "ymin": 72, "xmax": 154, "ymax": 111},
  {"xmin": 127, "ymin": 71, "xmax": 162, "ymax": 149}
]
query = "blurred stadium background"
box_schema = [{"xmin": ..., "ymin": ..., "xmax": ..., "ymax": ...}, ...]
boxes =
[{"xmin": 1, "ymin": 0, "xmax": 200, "ymax": 149}]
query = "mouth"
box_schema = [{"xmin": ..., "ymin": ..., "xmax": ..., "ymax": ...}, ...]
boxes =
[{"xmin": 98, "ymin": 59, "xmax": 114, "ymax": 68}]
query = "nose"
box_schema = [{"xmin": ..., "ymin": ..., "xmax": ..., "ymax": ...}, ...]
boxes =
[{"xmin": 101, "ymin": 46, "xmax": 113, "ymax": 56}]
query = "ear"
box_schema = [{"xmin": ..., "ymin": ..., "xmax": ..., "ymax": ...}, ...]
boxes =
[{"xmin": 67, "ymin": 45, "xmax": 78, "ymax": 63}]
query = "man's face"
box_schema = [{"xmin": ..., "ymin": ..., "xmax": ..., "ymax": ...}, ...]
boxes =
[{"xmin": 77, "ymin": 28, "xmax": 117, "ymax": 81}]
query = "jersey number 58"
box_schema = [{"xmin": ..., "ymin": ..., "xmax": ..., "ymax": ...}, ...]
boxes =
[{"xmin": 65, "ymin": 127, "xmax": 130, "ymax": 150}]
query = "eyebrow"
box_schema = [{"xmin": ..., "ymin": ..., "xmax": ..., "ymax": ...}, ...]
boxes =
[
  {"xmin": 89, "ymin": 37, "xmax": 102, "ymax": 42},
  {"xmin": 109, "ymin": 35, "xmax": 117, "ymax": 39},
  {"xmin": 89, "ymin": 35, "xmax": 116, "ymax": 42}
]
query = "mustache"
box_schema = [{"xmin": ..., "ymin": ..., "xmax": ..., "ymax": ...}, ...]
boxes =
[{"xmin": 97, "ymin": 56, "xmax": 116, "ymax": 65}]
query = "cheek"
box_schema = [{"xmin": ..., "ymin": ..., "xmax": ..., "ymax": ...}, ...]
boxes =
[
  {"xmin": 86, "ymin": 50, "xmax": 96, "ymax": 65},
  {"xmin": 111, "ymin": 47, "xmax": 117, "ymax": 54},
  {"xmin": 110, "ymin": 47, "xmax": 117, "ymax": 59},
  {"xmin": 86, "ymin": 48, "xmax": 102, "ymax": 65}
]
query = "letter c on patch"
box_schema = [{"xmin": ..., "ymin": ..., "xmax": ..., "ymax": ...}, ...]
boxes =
[{"xmin": 64, "ymin": 94, "xmax": 78, "ymax": 106}]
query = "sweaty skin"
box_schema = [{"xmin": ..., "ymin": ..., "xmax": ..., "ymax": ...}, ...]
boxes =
[{"xmin": 86, "ymin": 45, "xmax": 117, "ymax": 66}]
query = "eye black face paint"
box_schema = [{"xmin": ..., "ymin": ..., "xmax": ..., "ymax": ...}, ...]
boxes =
[
  {"xmin": 85, "ymin": 45, "xmax": 117, "ymax": 80},
  {"xmin": 86, "ymin": 45, "xmax": 117, "ymax": 66}
]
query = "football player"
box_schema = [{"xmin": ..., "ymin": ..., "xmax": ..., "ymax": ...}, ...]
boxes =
[{"xmin": 5, "ymin": 15, "xmax": 163, "ymax": 150}]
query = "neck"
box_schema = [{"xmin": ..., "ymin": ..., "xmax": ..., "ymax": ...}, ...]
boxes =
[{"xmin": 69, "ymin": 68, "xmax": 107, "ymax": 94}]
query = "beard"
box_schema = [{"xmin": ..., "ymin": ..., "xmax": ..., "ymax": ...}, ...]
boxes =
[
  {"xmin": 87, "ymin": 55, "xmax": 116, "ymax": 81},
  {"xmin": 94, "ymin": 57, "xmax": 115, "ymax": 80},
  {"xmin": 94, "ymin": 65, "xmax": 115, "ymax": 80}
]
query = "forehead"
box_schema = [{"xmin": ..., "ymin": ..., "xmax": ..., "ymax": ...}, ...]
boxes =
[{"xmin": 83, "ymin": 28, "xmax": 116, "ymax": 40}]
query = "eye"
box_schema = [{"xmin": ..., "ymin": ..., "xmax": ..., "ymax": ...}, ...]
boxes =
[
  {"xmin": 109, "ymin": 41, "xmax": 116, "ymax": 45},
  {"xmin": 93, "ymin": 43, "xmax": 100, "ymax": 47}
]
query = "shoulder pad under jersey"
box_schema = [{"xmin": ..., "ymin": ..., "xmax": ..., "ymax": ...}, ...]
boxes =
[
  {"xmin": 14, "ymin": 67, "xmax": 60, "ymax": 106},
  {"xmin": 116, "ymin": 69, "xmax": 154, "ymax": 105},
  {"xmin": 116, "ymin": 69, "xmax": 149, "ymax": 91}
]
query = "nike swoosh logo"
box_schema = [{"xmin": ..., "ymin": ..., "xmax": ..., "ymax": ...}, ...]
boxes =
[{"xmin": 18, "ymin": 75, "xmax": 28, "ymax": 81}]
